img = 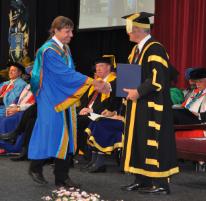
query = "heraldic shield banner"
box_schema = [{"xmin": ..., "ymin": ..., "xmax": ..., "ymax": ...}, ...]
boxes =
[{"xmin": 8, "ymin": 0, "xmax": 29, "ymax": 64}]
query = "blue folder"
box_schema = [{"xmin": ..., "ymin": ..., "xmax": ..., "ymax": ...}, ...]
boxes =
[{"xmin": 116, "ymin": 63, "xmax": 141, "ymax": 97}]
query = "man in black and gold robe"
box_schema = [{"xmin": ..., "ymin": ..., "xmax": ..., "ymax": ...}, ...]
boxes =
[
  {"xmin": 121, "ymin": 12, "xmax": 179, "ymax": 194},
  {"xmin": 77, "ymin": 56, "xmax": 121, "ymax": 161}
]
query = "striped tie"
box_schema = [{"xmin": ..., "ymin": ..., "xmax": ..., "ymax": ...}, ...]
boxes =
[
  {"xmin": 132, "ymin": 46, "xmax": 139, "ymax": 63},
  {"xmin": 87, "ymin": 91, "xmax": 99, "ymax": 108}
]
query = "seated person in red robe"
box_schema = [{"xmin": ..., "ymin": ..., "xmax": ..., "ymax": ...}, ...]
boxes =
[
  {"xmin": 0, "ymin": 84, "xmax": 36, "ymax": 157},
  {"xmin": 0, "ymin": 63, "xmax": 27, "ymax": 116},
  {"xmin": 174, "ymin": 68, "xmax": 206, "ymax": 125}
]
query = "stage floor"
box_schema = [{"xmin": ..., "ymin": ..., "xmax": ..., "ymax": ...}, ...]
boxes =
[{"xmin": 0, "ymin": 157, "xmax": 206, "ymax": 201}]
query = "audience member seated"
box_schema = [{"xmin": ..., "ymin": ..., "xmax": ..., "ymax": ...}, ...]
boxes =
[
  {"xmin": 82, "ymin": 112, "xmax": 124, "ymax": 173},
  {"xmin": 77, "ymin": 56, "xmax": 122, "ymax": 160},
  {"xmin": 0, "ymin": 83, "xmax": 35, "ymax": 156},
  {"xmin": 174, "ymin": 68, "xmax": 206, "ymax": 138},
  {"xmin": 174, "ymin": 68, "xmax": 206, "ymax": 125},
  {"xmin": 0, "ymin": 62, "xmax": 27, "ymax": 116},
  {"xmin": 0, "ymin": 84, "xmax": 35, "ymax": 134}
]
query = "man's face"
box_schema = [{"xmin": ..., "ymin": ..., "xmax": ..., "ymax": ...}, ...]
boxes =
[
  {"xmin": 9, "ymin": 66, "xmax": 22, "ymax": 80},
  {"xmin": 195, "ymin": 79, "xmax": 206, "ymax": 90},
  {"xmin": 128, "ymin": 26, "xmax": 145, "ymax": 43},
  {"xmin": 55, "ymin": 26, "xmax": 73, "ymax": 44},
  {"xmin": 188, "ymin": 79, "xmax": 196, "ymax": 89},
  {"xmin": 95, "ymin": 63, "xmax": 111, "ymax": 79}
]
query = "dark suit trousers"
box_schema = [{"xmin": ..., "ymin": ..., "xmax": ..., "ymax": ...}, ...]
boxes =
[
  {"xmin": 14, "ymin": 104, "xmax": 37, "ymax": 151},
  {"xmin": 173, "ymin": 108, "xmax": 201, "ymax": 125},
  {"xmin": 77, "ymin": 115, "xmax": 91, "ymax": 154},
  {"xmin": 30, "ymin": 154, "xmax": 72, "ymax": 184},
  {"xmin": 15, "ymin": 104, "xmax": 37, "ymax": 134}
]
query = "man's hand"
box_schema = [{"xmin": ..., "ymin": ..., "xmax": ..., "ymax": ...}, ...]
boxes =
[
  {"xmin": 6, "ymin": 105, "xmax": 19, "ymax": 116},
  {"xmin": 111, "ymin": 115, "xmax": 124, "ymax": 121},
  {"xmin": 101, "ymin": 109, "xmax": 117, "ymax": 117},
  {"xmin": 79, "ymin": 107, "xmax": 93, "ymax": 115},
  {"xmin": 123, "ymin": 88, "xmax": 139, "ymax": 101},
  {"xmin": 191, "ymin": 111, "xmax": 199, "ymax": 117},
  {"xmin": 93, "ymin": 80, "xmax": 110, "ymax": 94}
]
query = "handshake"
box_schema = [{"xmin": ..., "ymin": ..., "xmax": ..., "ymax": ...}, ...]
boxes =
[{"xmin": 92, "ymin": 79, "xmax": 111, "ymax": 94}]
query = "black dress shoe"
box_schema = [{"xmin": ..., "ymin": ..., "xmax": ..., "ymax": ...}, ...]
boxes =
[
  {"xmin": 88, "ymin": 164, "xmax": 106, "ymax": 173},
  {"xmin": 138, "ymin": 186, "xmax": 170, "ymax": 195},
  {"xmin": 56, "ymin": 177, "xmax": 81, "ymax": 188},
  {"xmin": 80, "ymin": 160, "xmax": 94, "ymax": 172},
  {"xmin": 10, "ymin": 148, "xmax": 27, "ymax": 161},
  {"xmin": 121, "ymin": 183, "xmax": 142, "ymax": 191},
  {"xmin": 28, "ymin": 170, "xmax": 48, "ymax": 185},
  {"xmin": 0, "ymin": 131, "xmax": 18, "ymax": 140},
  {"xmin": 11, "ymin": 155, "xmax": 27, "ymax": 161}
]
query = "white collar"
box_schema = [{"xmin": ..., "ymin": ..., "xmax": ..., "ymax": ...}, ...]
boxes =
[
  {"xmin": 138, "ymin": 34, "xmax": 151, "ymax": 53},
  {"xmin": 10, "ymin": 78, "xmax": 18, "ymax": 84},
  {"xmin": 52, "ymin": 36, "xmax": 64, "ymax": 49},
  {"xmin": 103, "ymin": 74, "xmax": 109, "ymax": 82}
]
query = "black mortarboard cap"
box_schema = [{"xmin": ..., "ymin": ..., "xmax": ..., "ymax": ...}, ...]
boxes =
[
  {"xmin": 189, "ymin": 68, "xmax": 206, "ymax": 80},
  {"xmin": 185, "ymin": 67, "xmax": 195, "ymax": 80},
  {"xmin": 94, "ymin": 56, "xmax": 112, "ymax": 65},
  {"xmin": 122, "ymin": 12, "xmax": 154, "ymax": 33},
  {"xmin": 7, "ymin": 62, "xmax": 25, "ymax": 74},
  {"xmin": 92, "ymin": 55, "xmax": 116, "ymax": 72}
]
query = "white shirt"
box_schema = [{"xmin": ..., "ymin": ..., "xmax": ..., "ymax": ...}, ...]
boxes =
[
  {"xmin": 52, "ymin": 35, "xmax": 64, "ymax": 49},
  {"xmin": 138, "ymin": 34, "xmax": 151, "ymax": 53},
  {"xmin": 184, "ymin": 88, "xmax": 206, "ymax": 114}
]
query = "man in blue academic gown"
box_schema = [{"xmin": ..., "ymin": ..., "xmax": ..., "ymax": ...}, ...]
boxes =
[{"xmin": 28, "ymin": 16, "xmax": 98, "ymax": 188}]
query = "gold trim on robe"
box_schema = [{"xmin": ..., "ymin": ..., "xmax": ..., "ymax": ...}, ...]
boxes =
[
  {"xmin": 55, "ymin": 77, "xmax": 93, "ymax": 112},
  {"xmin": 148, "ymin": 55, "xmax": 168, "ymax": 68},
  {"xmin": 152, "ymin": 68, "xmax": 162, "ymax": 91}
]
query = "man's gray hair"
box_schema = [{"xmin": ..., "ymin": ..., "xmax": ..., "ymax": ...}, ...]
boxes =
[{"xmin": 143, "ymin": 28, "xmax": 151, "ymax": 34}]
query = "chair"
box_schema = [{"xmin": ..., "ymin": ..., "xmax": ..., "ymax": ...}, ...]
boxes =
[{"xmin": 175, "ymin": 123, "xmax": 206, "ymax": 170}]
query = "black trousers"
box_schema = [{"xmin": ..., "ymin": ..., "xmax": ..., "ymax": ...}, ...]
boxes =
[
  {"xmin": 77, "ymin": 115, "xmax": 91, "ymax": 155},
  {"xmin": 15, "ymin": 104, "xmax": 37, "ymax": 133},
  {"xmin": 15, "ymin": 104, "xmax": 37, "ymax": 151},
  {"xmin": 173, "ymin": 108, "xmax": 201, "ymax": 125},
  {"xmin": 30, "ymin": 154, "xmax": 72, "ymax": 184}
]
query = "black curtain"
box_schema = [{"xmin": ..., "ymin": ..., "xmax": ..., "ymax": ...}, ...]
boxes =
[
  {"xmin": 0, "ymin": 0, "xmax": 10, "ymax": 67},
  {"xmin": 35, "ymin": 0, "xmax": 79, "ymax": 49},
  {"xmin": 0, "ymin": 0, "xmax": 133, "ymax": 75}
]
